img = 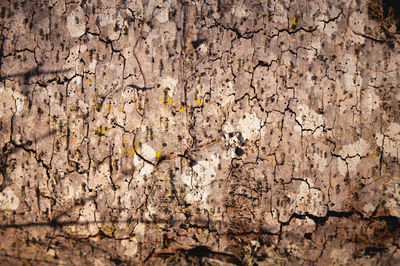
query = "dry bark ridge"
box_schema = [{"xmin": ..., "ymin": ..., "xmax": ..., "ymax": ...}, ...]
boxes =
[{"xmin": 0, "ymin": 0, "xmax": 400, "ymax": 265}]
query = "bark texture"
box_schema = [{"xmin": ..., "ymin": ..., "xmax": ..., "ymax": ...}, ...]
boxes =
[{"xmin": 1, "ymin": 0, "xmax": 400, "ymax": 265}]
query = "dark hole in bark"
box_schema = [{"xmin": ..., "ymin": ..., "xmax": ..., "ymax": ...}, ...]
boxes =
[
  {"xmin": 191, "ymin": 39, "xmax": 207, "ymax": 49},
  {"xmin": 189, "ymin": 159, "xmax": 198, "ymax": 167},
  {"xmin": 235, "ymin": 146, "xmax": 245, "ymax": 156},
  {"xmin": 304, "ymin": 232, "xmax": 312, "ymax": 239},
  {"xmin": 362, "ymin": 246, "xmax": 389, "ymax": 257}
]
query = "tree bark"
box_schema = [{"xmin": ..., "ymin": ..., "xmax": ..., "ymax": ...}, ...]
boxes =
[{"xmin": 0, "ymin": 0, "xmax": 400, "ymax": 264}]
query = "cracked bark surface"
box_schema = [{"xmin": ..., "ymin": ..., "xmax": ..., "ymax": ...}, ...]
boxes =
[{"xmin": 1, "ymin": 0, "xmax": 400, "ymax": 265}]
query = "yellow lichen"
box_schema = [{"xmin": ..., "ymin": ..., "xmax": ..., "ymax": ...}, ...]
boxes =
[
  {"xmin": 291, "ymin": 17, "xmax": 298, "ymax": 27},
  {"xmin": 134, "ymin": 141, "xmax": 141, "ymax": 152},
  {"xmin": 94, "ymin": 126, "xmax": 107, "ymax": 136},
  {"xmin": 196, "ymin": 97, "xmax": 201, "ymax": 105},
  {"xmin": 128, "ymin": 147, "xmax": 134, "ymax": 158},
  {"xmin": 265, "ymin": 11, "xmax": 270, "ymax": 21},
  {"xmin": 160, "ymin": 96, "xmax": 173, "ymax": 106},
  {"xmin": 369, "ymin": 149, "xmax": 378, "ymax": 159}
]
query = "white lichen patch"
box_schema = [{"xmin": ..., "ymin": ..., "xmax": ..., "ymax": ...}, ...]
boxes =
[
  {"xmin": 0, "ymin": 187, "xmax": 20, "ymax": 210},
  {"xmin": 88, "ymin": 59, "xmax": 97, "ymax": 73},
  {"xmin": 379, "ymin": 122, "xmax": 400, "ymax": 158},
  {"xmin": 385, "ymin": 122, "xmax": 400, "ymax": 139},
  {"xmin": 312, "ymin": 153, "xmax": 328, "ymax": 173},
  {"xmin": 338, "ymin": 138, "xmax": 370, "ymax": 158},
  {"xmin": 132, "ymin": 144, "xmax": 156, "ymax": 177},
  {"xmin": 122, "ymin": 85, "xmax": 136, "ymax": 99},
  {"xmin": 134, "ymin": 222, "xmax": 146, "ymax": 237},
  {"xmin": 100, "ymin": 9, "xmax": 124, "ymax": 41},
  {"xmin": 12, "ymin": 91, "xmax": 25, "ymax": 114},
  {"xmin": 99, "ymin": 8, "xmax": 118, "ymax": 26},
  {"xmin": 0, "ymin": 86, "xmax": 12, "ymax": 118},
  {"xmin": 160, "ymin": 77, "xmax": 178, "ymax": 97},
  {"xmin": 295, "ymin": 104, "xmax": 324, "ymax": 130},
  {"xmin": 295, "ymin": 182, "xmax": 327, "ymax": 217},
  {"xmin": 361, "ymin": 89, "xmax": 380, "ymax": 117},
  {"xmin": 160, "ymin": 22, "xmax": 177, "ymax": 43},
  {"xmin": 182, "ymin": 155, "xmax": 219, "ymax": 206},
  {"xmin": 222, "ymin": 123, "xmax": 235, "ymax": 137},
  {"xmin": 329, "ymin": 245, "xmax": 352, "ymax": 265},
  {"xmin": 261, "ymin": 210, "xmax": 281, "ymax": 233},
  {"xmin": 89, "ymin": 163, "xmax": 111, "ymax": 191},
  {"xmin": 121, "ymin": 240, "xmax": 138, "ymax": 257},
  {"xmin": 232, "ymin": 4, "xmax": 248, "ymax": 18},
  {"xmin": 78, "ymin": 100, "xmax": 89, "ymax": 113},
  {"xmin": 120, "ymin": 191, "xmax": 133, "ymax": 209},
  {"xmin": 139, "ymin": 143, "xmax": 156, "ymax": 161},
  {"xmin": 67, "ymin": 7, "xmax": 86, "ymax": 38},
  {"xmin": 139, "ymin": 163, "xmax": 154, "ymax": 176},
  {"xmin": 383, "ymin": 183, "xmax": 400, "ymax": 217},
  {"xmin": 76, "ymin": 201, "xmax": 98, "ymax": 235},
  {"xmin": 347, "ymin": 156, "xmax": 361, "ymax": 174},
  {"xmin": 238, "ymin": 113, "xmax": 263, "ymax": 141},
  {"xmin": 382, "ymin": 137, "xmax": 399, "ymax": 159},
  {"xmin": 362, "ymin": 202, "xmax": 376, "ymax": 217},
  {"xmin": 386, "ymin": 198, "xmax": 400, "ymax": 217},
  {"xmin": 337, "ymin": 157, "xmax": 348, "ymax": 176},
  {"xmin": 198, "ymin": 43, "xmax": 208, "ymax": 54},
  {"xmin": 146, "ymin": 0, "xmax": 165, "ymax": 18},
  {"xmin": 155, "ymin": 7, "xmax": 169, "ymax": 23},
  {"xmin": 292, "ymin": 216, "xmax": 316, "ymax": 232},
  {"xmin": 64, "ymin": 44, "xmax": 82, "ymax": 73},
  {"xmin": 221, "ymin": 81, "xmax": 235, "ymax": 107}
]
